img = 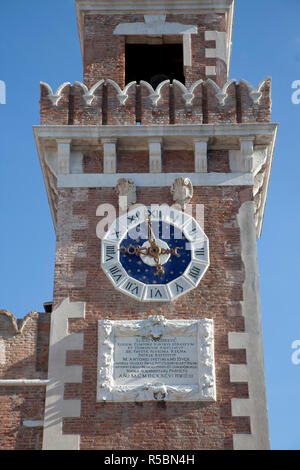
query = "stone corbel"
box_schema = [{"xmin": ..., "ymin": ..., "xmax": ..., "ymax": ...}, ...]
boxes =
[
  {"xmin": 149, "ymin": 139, "xmax": 163, "ymax": 173},
  {"xmin": 194, "ymin": 138, "xmax": 208, "ymax": 173},
  {"xmin": 102, "ymin": 138, "xmax": 117, "ymax": 174},
  {"xmin": 57, "ymin": 139, "xmax": 72, "ymax": 175},
  {"xmin": 171, "ymin": 177, "xmax": 193, "ymax": 210},
  {"xmin": 115, "ymin": 178, "xmax": 137, "ymax": 213},
  {"xmin": 253, "ymin": 146, "xmax": 268, "ymax": 176}
]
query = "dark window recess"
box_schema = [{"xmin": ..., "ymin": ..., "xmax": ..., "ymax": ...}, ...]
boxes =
[{"xmin": 125, "ymin": 43, "xmax": 185, "ymax": 88}]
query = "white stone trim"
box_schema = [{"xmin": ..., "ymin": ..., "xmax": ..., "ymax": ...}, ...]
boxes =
[
  {"xmin": 194, "ymin": 138, "xmax": 208, "ymax": 173},
  {"xmin": 140, "ymin": 80, "xmax": 170, "ymax": 106},
  {"xmin": 229, "ymin": 201, "xmax": 270, "ymax": 450},
  {"xmin": 172, "ymin": 79, "xmax": 203, "ymax": 106},
  {"xmin": 57, "ymin": 139, "xmax": 71, "ymax": 175},
  {"xmin": 239, "ymin": 78, "xmax": 269, "ymax": 105},
  {"xmin": 149, "ymin": 139, "xmax": 162, "ymax": 173},
  {"xmin": 205, "ymin": 31, "xmax": 227, "ymax": 64},
  {"xmin": 33, "ymin": 123, "xmax": 278, "ymax": 141},
  {"xmin": 106, "ymin": 79, "xmax": 137, "ymax": 106},
  {"xmin": 205, "ymin": 78, "xmax": 236, "ymax": 106},
  {"xmin": 228, "ymin": 332, "xmax": 249, "ymax": 350},
  {"xmin": 229, "ymin": 139, "xmax": 275, "ymax": 238},
  {"xmin": 74, "ymin": 80, "xmax": 105, "ymax": 106},
  {"xmin": 76, "ymin": 0, "xmax": 234, "ymax": 13},
  {"xmin": 43, "ymin": 298, "xmax": 85, "ymax": 451},
  {"xmin": 97, "ymin": 316, "xmax": 216, "ymax": 402},
  {"xmin": 0, "ymin": 379, "xmax": 49, "ymax": 387},
  {"xmin": 70, "ymin": 151, "xmax": 84, "ymax": 174},
  {"xmin": 102, "ymin": 138, "xmax": 117, "ymax": 174},
  {"xmin": 183, "ymin": 34, "xmax": 192, "ymax": 67},
  {"xmin": 43, "ymin": 78, "xmax": 270, "ymax": 110},
  {"xmin": 205, "ymin": 48, "xmax": 216, "ymax": 59},
  {"xmin": 0, "ymin": 340, "xmax": 6, "ymax": 365},
  {"xmin": 58, "ymin": 172, "xmax": 253, "ymax": 188},
  {"xmin": 239, "ymin": 137, "xmax": 255, "ymax": 173},
  {"xmin": 230, "ymin": 364, "xmax": 248, "ymax": 383},
  {"xmin": 41, "ymin": 82, "xmax": 71, "ymax": 107},
  {"xmin": 206, "ymin": 66, "xmax": 216, "ymax": 76},
  {"xmin": 114, "ymin": 19, "xmax": 198, "ymax": 36},
  {"xmin": 23, "ymin": 420, "xmax": 44, "ymax": 428}
]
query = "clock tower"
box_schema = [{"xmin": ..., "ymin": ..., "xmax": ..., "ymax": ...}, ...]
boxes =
[{"xmin": 32, "ymin": 0, "xmax": 277, "ymax": 450}]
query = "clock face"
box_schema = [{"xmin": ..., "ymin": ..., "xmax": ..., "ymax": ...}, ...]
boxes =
[{"xmin": 101, "ymin": 206, "xmax": 209, "ymax": 302}]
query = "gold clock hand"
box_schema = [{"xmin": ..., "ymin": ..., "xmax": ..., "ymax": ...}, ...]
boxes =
[
  {"xmin": 160, "ymin": 247, "xmax": 181, "ymax": 257},
  {"xmin": 153, "ymin": 255, "xmax": 165, "ymax": 276},
  {"xmin": 119, "ymin": 245, "xmax": 148, "ymax": 256}
]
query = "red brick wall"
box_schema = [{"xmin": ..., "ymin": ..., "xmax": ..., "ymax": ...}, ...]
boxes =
[
  {"xmin": 0, "ymin": 388, "xmax": 45, "ymax": 450},
  {"xmin": 0, "ymin": 312, "xmax": 49, "ymax": 449},
  {"xmin": 83, "ymin": 13, "xmax": 227, "ymax": 89},
  {"xmin": 50, "ymin": 184, "xmax": 252, "ymax": 450}
]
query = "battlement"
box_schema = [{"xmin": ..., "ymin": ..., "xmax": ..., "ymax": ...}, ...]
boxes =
[
  {"xmin": 40, "ymin": 77, "xmax": 272, "ymax": 126},
  {"xmin": 0, "ymin": 310, "xmax": 50, "ymax": 380}
]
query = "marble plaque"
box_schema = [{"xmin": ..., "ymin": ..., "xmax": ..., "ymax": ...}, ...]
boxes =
[{"xmin": 97, "ymin": 316, "xmax": 216, "ymax": 402}]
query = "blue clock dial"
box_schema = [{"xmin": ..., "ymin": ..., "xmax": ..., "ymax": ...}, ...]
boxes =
[
  {"xmin": 119, "ymin": 221, "xmax": 191, "ymax": 285},
  {"xmin": 101, "ymin": 206, "xmax": 210, "ymax": 302}
]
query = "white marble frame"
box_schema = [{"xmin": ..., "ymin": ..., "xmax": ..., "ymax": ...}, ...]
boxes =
[{"xmin": 97, "ymin": 316, "xmax": 216, "ymax": 402}]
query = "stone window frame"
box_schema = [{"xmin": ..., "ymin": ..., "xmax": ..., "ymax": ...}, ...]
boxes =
[{"xmin": 113, "ymin": 15, "xmax": 198, "ymax": 67}]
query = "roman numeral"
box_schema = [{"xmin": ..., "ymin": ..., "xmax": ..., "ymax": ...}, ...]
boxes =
[
  {"xmin": 188, "ymin": 265, "xmax": 202, "ymax": 281},
  {"xmin": 127, "ymin": 212, "xmax": 140, "ymax": 224},
  {"xmin": 109, "ymin": 265, "xmax": 123, "ymax": 283},
  {"xmin": 112, "ymin": 230, "xmax": 120, "ymax": 240},
  {"xmin": 188, "ymin": 225, "xmax": 200, "ymax": 239},
  {"xmin": 195, "ymin": 247, "xmax": 205, "ymax": 258},
  {"xmin": 124, "ymin": 281, "xmax": 139, "ymax": 295},
  {"xmin": 170, "ymin": 211, "xmax": 181, "ymax": 223},
  {"xmin": 147, "ymin": 209, "xmax": 162, "ymax": 219},
  {"xmin": 150, "ymin": 288, "xmax": 163, "ymax": 299},
  {"xmin": 105, "ymin": 245, "xmax": 116, "ymax": 262},
  {"xmin": 175, "ymin": 283, "xmax": 184, "ymax": 293}
]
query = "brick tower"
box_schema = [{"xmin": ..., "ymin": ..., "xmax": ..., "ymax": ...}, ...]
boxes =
[{"xmin": 0, "ymin": 0, "xmax": 278, "ymax": 450}]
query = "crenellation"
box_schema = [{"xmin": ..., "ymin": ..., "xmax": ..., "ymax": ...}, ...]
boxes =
[
  {"xmin": 40, "ymin": 82, "xmax": 71, "ymax": 125},
  {"xmin": 106, "ymin": 80, "xmax": 137, "ymax": 125},
  {"xmin": 239, "ymin": 78, "xmax": 272, "ymax": 124},
  {"xmin": 40, "ymin": 78, "xmax": 272, "ymax": 126},
  {"xmin": 0, "ymin": 311, "xmax": 50, "ymax": 381}
]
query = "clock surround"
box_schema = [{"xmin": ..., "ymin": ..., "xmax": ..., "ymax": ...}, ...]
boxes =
[{"xmin": 101, "ymin": 205, "xmax": 210, "ymax": 302}]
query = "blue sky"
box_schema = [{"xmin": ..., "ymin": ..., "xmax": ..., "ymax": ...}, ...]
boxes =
[{"xmin": 0, "ymin": 0, "xmax": 299, "ymax": 450}]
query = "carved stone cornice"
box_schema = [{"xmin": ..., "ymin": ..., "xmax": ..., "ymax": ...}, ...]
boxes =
[{"xmin": 33, "ymin": 121, "xmax": 277, "ymax": 237}]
